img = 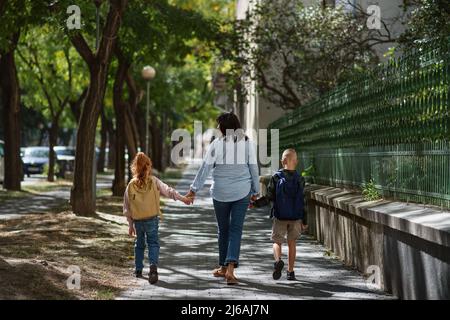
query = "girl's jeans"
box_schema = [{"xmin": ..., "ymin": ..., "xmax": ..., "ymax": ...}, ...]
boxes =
[{"xmin": 134, "ymin": 217, "xmax": 159, "ymax": 271}]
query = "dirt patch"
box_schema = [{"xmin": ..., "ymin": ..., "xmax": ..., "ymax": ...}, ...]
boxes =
[
  {"xmin": 0, "ymin": 167, "xmax": 183, "ymax": 299},
  {"xmin": 96, "ymin": 196, "xmax": 124, "ymax": 216},
  {"xmin": 0, "ymin": 208, "xmax": 139, "ymax": 300}
]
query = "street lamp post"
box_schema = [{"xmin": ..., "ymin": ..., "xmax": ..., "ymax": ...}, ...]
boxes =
[{"xmin": 142, "ymin": 66, "xmax": 156, "ymax": 154}]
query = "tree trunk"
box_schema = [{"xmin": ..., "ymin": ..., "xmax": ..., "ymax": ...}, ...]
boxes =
[
  {"xmin": 150, "ymin": 112, "xmax": 162, "ymax": 171},
  {"xmin": 97, "ymin": 108, "xmax": 107, "ymax": 173},
  {"xmin": 106, "ymin": 119, "xmax": 116, "ymax": 170},
  {"xmin": 69, "ymin": 88, "xmax": 87, "ymax": 124},
  {"xmin": 160, "ymin": 111, "xmax": 167, "ymax": 172},
  {"xmin": 70, "ymin": 0, "xmax": 128, "ymax": 215},
  {"xmin": 71, "ymin": 68, "xmax": 108, "ymax": 215},
  {"xmin": 0, "ymin": 0, "xmax": 7, "ymax": 16},
  {"xmin": 124, "ymin": 111, "xmax": 136, "ymax": 182},
  {"xmin": 47, "ymin": 122, "xmax": 58, "ymax": 182},
  {"xmin": 112, "ymin": 59, "xmax": 128, "ymax": 197},
  {"xmin": 127, "ymin": 150, "xmax": 133, "ymax": 182},
  {"xmin": 136, "ymin": 106, "xmax": 146, "ymax": 152},
  {"xmin": 0, "ymin": 32, "xmax": 22, "ymax": 191},
  {"xmin": 125, "ymin": 71, "xmax": 141, "ymax": 153},
  {"xmin": 124, "ymin": 111, "xmax": 137, "ymax": 159},
  {"xmin": 38, "ymin": 128, "xmax": 45, "ymax": 146},
  {"xmin": 165, "ymin": 117, "xmax": 173, "ymax": 168}
]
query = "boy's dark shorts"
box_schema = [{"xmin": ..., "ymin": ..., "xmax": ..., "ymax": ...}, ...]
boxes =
[{"xmin": 271, "ymin": 218, "xmax": 302, "ymax": 243}]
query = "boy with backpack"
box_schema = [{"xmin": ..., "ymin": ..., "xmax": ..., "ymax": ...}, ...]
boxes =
[{"xmin": 266, "ymin": 148, "xmax": 307, "ymax": 281}]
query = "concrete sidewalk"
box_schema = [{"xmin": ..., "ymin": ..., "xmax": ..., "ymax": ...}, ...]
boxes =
[
  {"xmin": 118, "ymin": 162, "xmax": 393, "ymax": 300},
  {"xmin": 0, "ymin": 175, "xmax": 113, "ymax": 220}
]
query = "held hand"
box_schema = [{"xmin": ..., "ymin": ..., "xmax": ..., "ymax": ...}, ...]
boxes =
[
  {"xmin": 185, "ymin": 190, "xmax": 196, "ymax": 204},
  {"xmin": 128, "ymin": 224, "xmax": 136, "ymax": 237},
  {"xmin": 180, "ymin": 196, "xmax": 193, "ymax": 205},
  {"xmin": 249, "ymin": 194, "xmax": 258, "ymax": 209},
  {"xmin": 301, "ymin": 224, "xmax": 309, "ymax": 233}
]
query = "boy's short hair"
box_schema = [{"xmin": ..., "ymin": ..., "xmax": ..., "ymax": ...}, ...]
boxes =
[{"xmin": 281, "ymin": 148, "xmax": 297, "ymax": 164}]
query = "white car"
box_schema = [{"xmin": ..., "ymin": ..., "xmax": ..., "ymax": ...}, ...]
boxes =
[
  {"xmin": 54, "ymin": 146, "xmax": 75, "ymax": 178},
  {"xmin": 0, "ymin": 140, "xmax": 4, "ymax": 184}
]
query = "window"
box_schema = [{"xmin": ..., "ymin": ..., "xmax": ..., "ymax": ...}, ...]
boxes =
[
  {"xmin": 55, "ymin": 148, "xmax": 75, "ymax": 156},
  {"xmin": 24, "ymin": 148, "xmax": 49, "ymax": 158}
]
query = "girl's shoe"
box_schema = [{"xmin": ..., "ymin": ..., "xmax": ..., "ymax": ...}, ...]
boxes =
[
  {"xmin": 148, "ymin": 265, "xmax": 158, "ymax": 284},
  {"xmin": 134, "ymin": 270, "xmax": 143, "ymax": 278},
  {"xmin": 213, "ymin": 267, "xmax": 227, "ymax": 278}
]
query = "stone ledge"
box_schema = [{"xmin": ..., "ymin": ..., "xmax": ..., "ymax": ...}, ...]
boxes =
[{"xmin": 306, "ymin": 185, "xmax": 450, "ymax": 248}]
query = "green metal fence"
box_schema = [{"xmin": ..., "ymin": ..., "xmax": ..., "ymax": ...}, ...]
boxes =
[{"xmin": 269, "ymin": 37, "xmax": 450, "ymax": 208}]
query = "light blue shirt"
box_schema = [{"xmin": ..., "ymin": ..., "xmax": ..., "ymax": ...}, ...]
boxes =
[{"xmin": 190, "ymin": 136, "xmax": 260, "ymax": 202}]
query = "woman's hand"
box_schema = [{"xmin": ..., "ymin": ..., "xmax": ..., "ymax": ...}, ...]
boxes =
[
  {"xmin": 180, "ymin": 195, "xmax": 193, "ymax": 205},
  {"xmin": 249, "ymin": 194, "xmax": 259, "ymax": 209},
  {"xmin": 128, "ymin": 224, "xmax": 136, "ymax": 237},
  {"xmin": 185, "ymin": 190, "xmax": 196, "ymax": 203}
]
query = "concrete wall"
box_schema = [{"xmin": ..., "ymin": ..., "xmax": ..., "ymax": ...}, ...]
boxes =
[{"xmin": 305, "ymin": 185, "xmax": 450, "ymax": 299}]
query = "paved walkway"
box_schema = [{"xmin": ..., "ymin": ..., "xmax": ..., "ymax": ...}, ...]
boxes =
[
  {"xmin": 0, "ymin": 175, "xmax": 113, "ymax": 220},
  {"xmin": 0, "ymin": 191, "xmax": 68, "ymax": 220},
  {"xmin": 118, "ymin": 162, "xmax": 393, "ymax": 300}
]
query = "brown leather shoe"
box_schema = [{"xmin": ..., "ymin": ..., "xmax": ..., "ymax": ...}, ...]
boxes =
[{"xmin": 213, "ymin": 267, "xmax": 227, "ymax": 278}]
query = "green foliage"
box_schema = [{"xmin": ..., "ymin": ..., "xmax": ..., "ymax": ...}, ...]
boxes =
[
  {"xmin": 5, "ymin": 0, "xmax": 234, "ymax": 167},
  {"xmin": 0, "ymin": 1, "xmax": 48, "ymax": 52},
  {"xmin": 301, "ymin": 165, "xmax": 315, "ymax": 184},
  {"xmin": 16, "ymin": 25, "xmax": 88, "ymax": 129},
  {"xmin": 117, "ymin": 0, "xmax": 227, "ymax": 134},
  {"xmin": 271, "ymin": 38, "xmax": 450, "ymax": 208},
  {"xmin": 362, "ymin": 179, "xmax": 381, "ymax": 201},
  {"xmin": 301, "ymin": 165, "xmax": 315, "ymax": 177},
  {"xmin": 119, "ymin": 0, "xmax": 223, "ymax": 64},
  {"xmin": 169, "ymin": 0, "xmax": 235, "ymax": 19},
  {"xmin": 13, "ymin": 0, "xmax": 227, "ymax": 144},
  {"xmin": 270, "ymin": 38, "xmax": 450, "ymax": 149},
  {"xmin": 232, "ymin": 0, "xmax": 379, "ymax": 109},
  {"xmin": 400, "ymin": 0, "xmax": 450, "ymax": 48}
]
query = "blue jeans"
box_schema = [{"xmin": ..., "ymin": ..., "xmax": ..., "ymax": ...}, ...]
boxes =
[
  {"xmin": 213, "ymin": 193, "xmax": 251, "ymax": 268},
  {"xmin": 134, "ymin": 217, "xmax": 159, "ymax": 271}
]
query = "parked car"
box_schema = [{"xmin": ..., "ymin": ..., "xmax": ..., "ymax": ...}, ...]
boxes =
[
  {"xmin": 0, "ymin": 140, "xmax": 4, "ymax": 184},
  {"xmin": 22, "ymin": 147, "xmax": 49, "ymax": 177},
  {"xmin": 54, "ymin": 146, "xmax": 75, "ymax": 178}
]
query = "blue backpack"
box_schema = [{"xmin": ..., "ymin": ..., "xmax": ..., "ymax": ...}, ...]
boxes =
[{"xmin": 273, "ymin": 170, "xmax": 304, "ymax": 220}]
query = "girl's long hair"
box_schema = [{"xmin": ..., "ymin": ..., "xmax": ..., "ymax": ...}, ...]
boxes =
[{"xmin": 130, "ymin": 152, "xmax": 152, "ymax": 188}]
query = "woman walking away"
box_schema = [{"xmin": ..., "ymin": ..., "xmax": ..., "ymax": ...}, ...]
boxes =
[{"xmin": 186, "ymin": 112, "xmax": 260, "ymax": 285}]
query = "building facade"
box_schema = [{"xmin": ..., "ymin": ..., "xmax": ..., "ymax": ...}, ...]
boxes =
[{"xmin": 235, "ymin": 0, "xmax": 409, "ymax": 134}]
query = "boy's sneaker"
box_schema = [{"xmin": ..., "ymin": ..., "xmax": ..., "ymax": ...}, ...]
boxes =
[
  {"xmin": 272, "ymin": 259, "xmax": 284, "ymax": 280},
  {"xmin": 148, "ymin": 265, "xmax": 158, "ymax": 284},
  {"xmin": 134, "ymin": 270, "xmax": 143, "ymax": 278},
  {"xmin": 287, "ymin": 271, "xmax": 296, "ymax": 281}
]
